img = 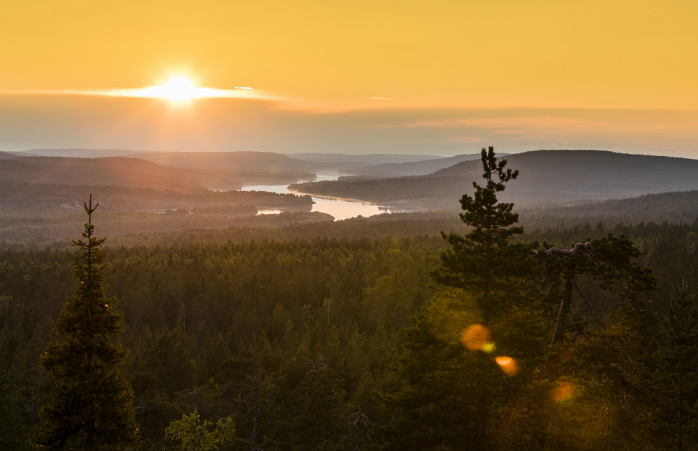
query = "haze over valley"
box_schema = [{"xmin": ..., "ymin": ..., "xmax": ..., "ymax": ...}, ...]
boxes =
[{"xmin": 1, "ymin": 148, "xmax": 696, "ymax": 245}]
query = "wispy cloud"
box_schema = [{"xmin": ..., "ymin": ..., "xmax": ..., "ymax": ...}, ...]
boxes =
[
  {"xmin": 408, "ymin": 117, "xmax": 590, "ymax": 129},
  {"xmin": 0, "ymin": 87, "xmax": 283, "ymax": 102}
]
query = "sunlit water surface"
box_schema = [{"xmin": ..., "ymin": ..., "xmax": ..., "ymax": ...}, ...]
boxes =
[{"xmin": 241, "ymin": 174, "xmax": 390, "ymax": 221}]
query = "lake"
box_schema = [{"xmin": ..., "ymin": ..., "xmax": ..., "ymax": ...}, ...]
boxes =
[{"xmin": 242, "ymin": 173, "xmax": 391, "ymax": 221}]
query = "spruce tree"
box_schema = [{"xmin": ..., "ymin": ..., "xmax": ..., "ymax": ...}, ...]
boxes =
[{"xmin": 35, "ymin": 195, "xmax": 138, "ymax": 450}]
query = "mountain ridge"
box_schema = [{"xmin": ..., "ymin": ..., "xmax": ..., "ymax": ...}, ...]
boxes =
[{"xmin": 339, "ymin": 153, "xmax": 493, "ymax": 178}]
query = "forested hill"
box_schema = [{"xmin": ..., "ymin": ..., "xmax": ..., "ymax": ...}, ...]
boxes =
[
  {"xmin": 0, "ymin": 154, "xmax": 315, "ymax": 191},
  {"xmin": 292, "ymin": 150, "xmax": 698, "ymax": 209},
  {"xmin": 19, "ymin": 148, "xmax": 141, "ymax": 158},
  {"xmin": 289, "ymin": 152, "xmax": 442, "ymax": 166},
  {"xmin": 0, "ymin": 155, "xmax": 224, "ymax": 191},
  {"xmin": 128, "ymin": 151, "xmax": 443, "ymax": 173},
  {"xmin": 133, "ymin": 151, "xmax": 330, "ymax": 173},
  {"xmin": 339, "ymin": 153, "xmax": 487, "ymax": 178},
  {"xmin": 15, "ymin": 149, "xmax": 450, "ymax": 172}
]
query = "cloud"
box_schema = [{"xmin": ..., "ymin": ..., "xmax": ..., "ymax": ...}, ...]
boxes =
[
  {"xmin": 409, "ymin": 117, "xmax": 590, "ymax": 129},
  {"xmin": 0, "ymin": 87, "xmax": 281, "ymax": 102}
]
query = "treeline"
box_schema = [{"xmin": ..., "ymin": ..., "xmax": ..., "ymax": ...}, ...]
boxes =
[
  {"xmin": 0, "ymin": 180, "xmax": 312, "ymax": 213},
  {"xmin": 0, "ymin": 210, "xmax": 332, "ymax": 246},
  {"xmin": 3, "ymin": 189, "xmax": 695, "ymax": 250},
  {"xmin": 0, "ymin": 181, "xmax": 317, "ymax": 245},
  {"xmin": 0, "ymin": 219, "xmax": 696, "ymax": 450}
]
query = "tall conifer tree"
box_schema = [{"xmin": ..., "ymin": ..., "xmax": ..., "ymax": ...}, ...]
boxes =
[
  {"xmin": 383, "ymin": 148, "xmax": 541, "ymax": 450},
  {"xmin": 432, "ymin": 146, "xmax": 533, "ymax": 317},
  {"xmin": 35, "ymin": 195, "xmax": 138, "ymax": 450}
]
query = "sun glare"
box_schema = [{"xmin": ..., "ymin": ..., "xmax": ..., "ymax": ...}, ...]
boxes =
[
  {"xmin": 105, "ymin": 76, "xmax": 262, "ymax": 101},
  {"xmin": 146, "ymin": 76, "xmax": 201, "ymax": 102}
]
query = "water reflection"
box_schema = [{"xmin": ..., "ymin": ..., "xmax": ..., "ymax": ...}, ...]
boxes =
[
  {"xmin": 306, "ymin": 196, "xmax": 387, "ymax": 221},
  {"xmin": 241, "ymin": 174, "xmax": 390, "ymax": 221}
]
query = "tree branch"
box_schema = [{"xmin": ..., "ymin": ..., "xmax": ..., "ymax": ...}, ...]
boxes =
[{"xmin": 535, "ymin": 242, "xmax": 592, "ymax": 257}]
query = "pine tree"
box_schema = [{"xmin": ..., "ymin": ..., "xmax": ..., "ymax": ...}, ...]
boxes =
[
  {"xmin": 384, "ymin": 148, "xmax": 544, "ymax": 450},
  {"xmin": 432, "ymin": 146, "xmax": 534, "ymax": 318},
  {"xmin": 35, "ymin": 195, "xmax": 138, "ymax": 450},
  {"xmin": 535, "ymin": 233, "xmax": 657, "ymax": 344}
]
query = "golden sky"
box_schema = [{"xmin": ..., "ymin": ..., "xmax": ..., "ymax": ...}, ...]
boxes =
[{"xmin": 1, "ymin": 0, "xmax": 697, "ymax": 156}]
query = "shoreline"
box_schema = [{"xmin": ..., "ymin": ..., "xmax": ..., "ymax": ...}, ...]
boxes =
[{"xmin": 287, "ymin": 187, "xmax": 382, "ymax": 206}]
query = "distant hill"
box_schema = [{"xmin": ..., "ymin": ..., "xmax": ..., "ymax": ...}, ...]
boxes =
[
  {"xmin": 290, "ymin": 153, "xmax": 443, "ymax": 166},
  {"xmin": 19, "ymin": 148, "xmax": 142, "ymax": 158},
  {"xmin": 520, "ymin": 190, "xmax": 698, "ymax": 227},
  {"xmin": 135, "ymin": 151, "xmax": 448, "ymax": 174},
  {"xmin": 14, "ymin": 149, "xmax": 453, "ymax": 174},
  {"xmin": 134, "ymin": 151, "xmax": 319, "ymax": 173},
  {"xmin": 291, "ymin": 150, "xmax": 698, "ymax": 209},
  {"xmin": 0, "ymin": 154, "xmax": 319, "ymax": 191},
  {"xmin": 340, "ymin": 153, "xmax": 493, "ymax": 178},
  {"xmin": 0, "ymin": 155, "xmax": 239, "ymax": 191},
  {"xmin": 0, "ymin": 152, "xmax": 23, "ymax": 159}
]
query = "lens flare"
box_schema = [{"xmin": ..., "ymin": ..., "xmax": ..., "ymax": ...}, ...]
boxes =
[
  {"xmin": 495, "ymin": 356, "xmax": 518, "ymax": 375},
  {"xmin": 481, "ymin": 342, "xmax": 495, "ymax": 353},
  {"xmin": 551, "ymin": 381, "xmax": 576, "ymax": 402},
  {"xmin": 461, "ymin": 324, "xmax": 491, "ymax": 351}
]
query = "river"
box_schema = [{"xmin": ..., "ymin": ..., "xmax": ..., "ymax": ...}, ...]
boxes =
[{"xmin": 241, "ymin": 173, "xmax": 391, "ymax": 221}]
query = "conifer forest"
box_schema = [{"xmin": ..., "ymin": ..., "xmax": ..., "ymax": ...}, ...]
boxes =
[{"xmin": 0, "ymin": 149, "xmax": 696, "ymax": 451}]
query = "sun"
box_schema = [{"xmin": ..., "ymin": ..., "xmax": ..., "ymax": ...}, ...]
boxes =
[
  {"xmin": 106, "ymin": 76, "xmax": 261, "ymax": 101},
  {"xmin": 144, "ymin": 75, "xmax": 204, "ymax": 102}
]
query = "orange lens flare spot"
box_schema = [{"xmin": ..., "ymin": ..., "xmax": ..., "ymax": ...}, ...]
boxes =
[
  {"xmin": 495, "ymin": 356, "xmax": 518, "ymax": 375},
  {"xmin": 461, "ymin": 324, "xmax": 491, "ymax": 351},
  {"xmin": 495, "ymin": 356, "xmax": 512, "ymax": 365},
  {"xmin": 551, "ymin": 381, "xmax": 576, "ymax": 402}
]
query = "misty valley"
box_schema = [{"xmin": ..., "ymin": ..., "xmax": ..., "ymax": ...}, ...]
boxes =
[{"xmin": 0, "ymin": 148, "xmax": 696, "ymax": 451}]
